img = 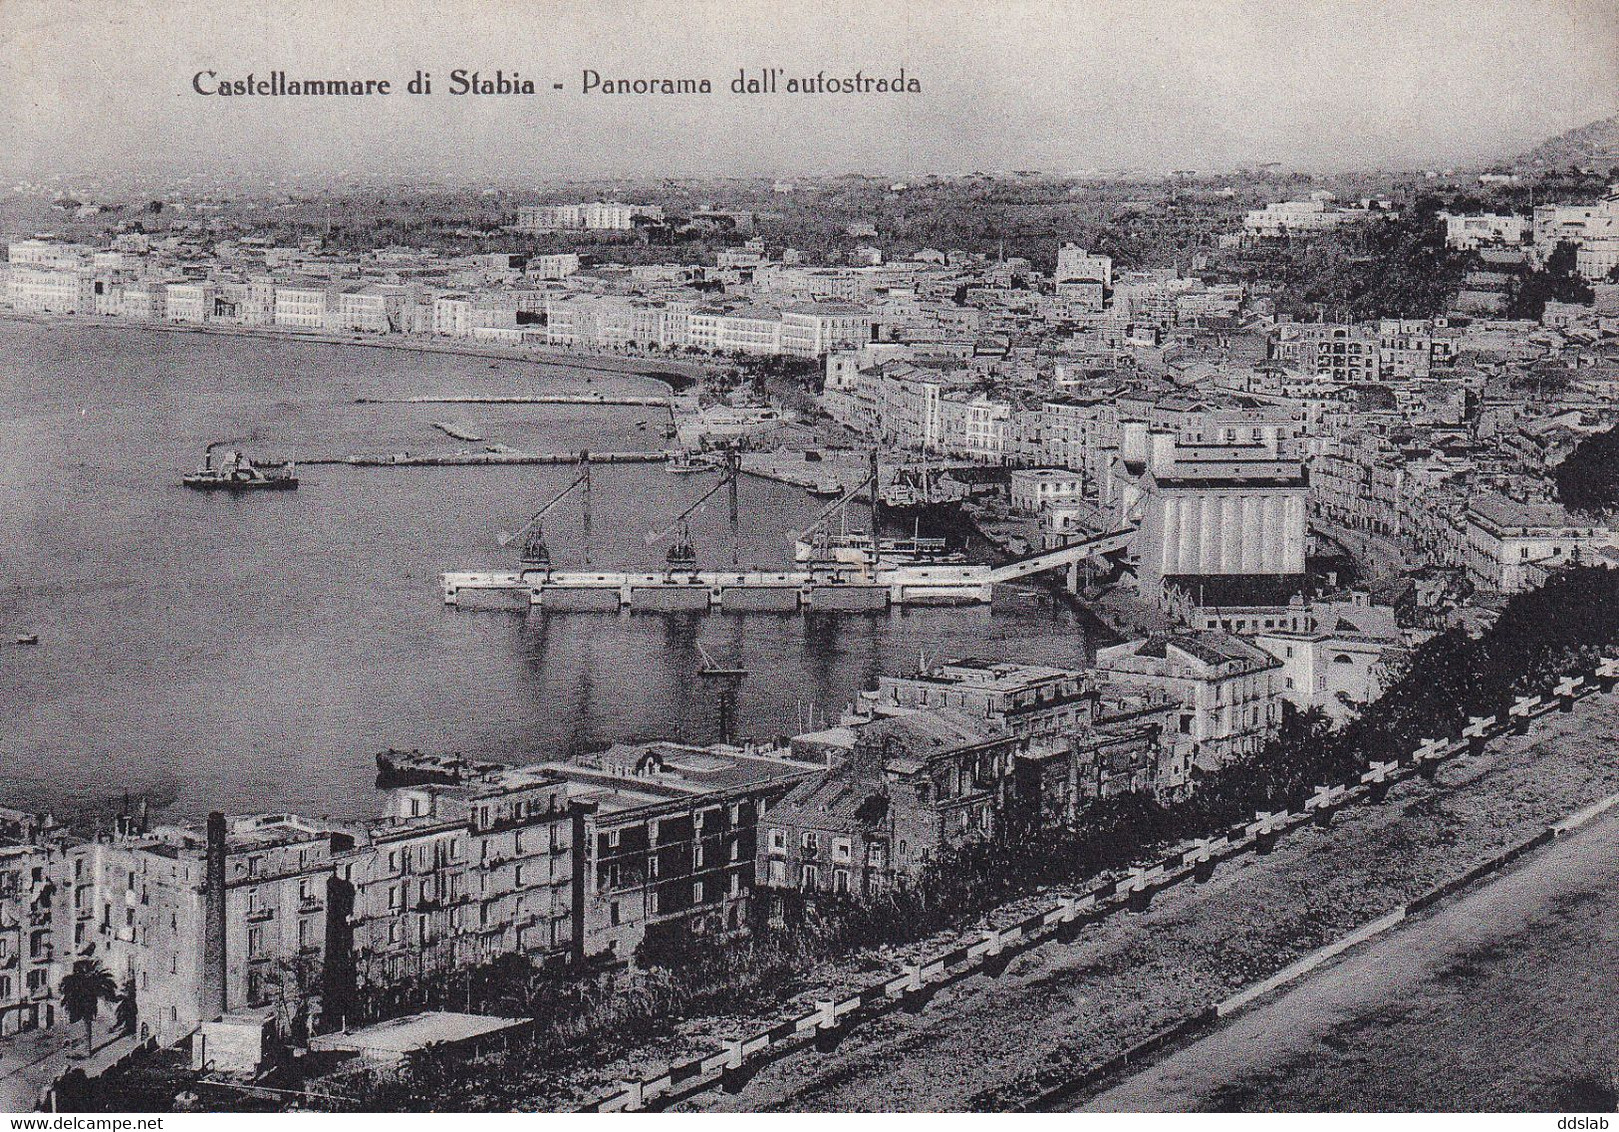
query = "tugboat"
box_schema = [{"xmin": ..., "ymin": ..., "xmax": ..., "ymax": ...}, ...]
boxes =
[{"xmin": 184, "ymin": 444, "xmax": 298, "ymax": 491}]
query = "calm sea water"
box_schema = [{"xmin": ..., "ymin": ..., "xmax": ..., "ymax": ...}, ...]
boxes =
[{"xmin": 0, "ymin": 319, "xmax": 1094, "ymax": 823}]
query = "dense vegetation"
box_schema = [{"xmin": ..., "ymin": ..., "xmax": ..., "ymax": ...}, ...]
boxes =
[
  {"xmin": 1267, "ymin": 196, "xmax": 1473, "ymax": 321},
  {"xmin": 1506, "ymin": 240, "xmax": 1596, "ymax": 320},
  {"xmin": 1553, "ymin": 425, "xmax": 1619, "ymax": 515}
]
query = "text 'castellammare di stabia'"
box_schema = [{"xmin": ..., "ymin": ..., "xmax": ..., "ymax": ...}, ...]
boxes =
[{"xmin": 190, "ymin": 68, "xmax": 922, "ymax": 98}]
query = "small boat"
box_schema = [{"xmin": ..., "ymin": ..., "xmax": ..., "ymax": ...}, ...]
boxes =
[
  {"xmin": 667, "ymin": 452, "xmax": 718, "ymax": 474},
  {"xmin": 184, "ymin": 445, "xmax": 298, "ymax": 491},
  {"xmin": 806, "ymin": 480, "xmax": 845, "ymax": 498},
  {"xmin": 15, "ymin": 633, "xmax": 39, "ymax": 646}
]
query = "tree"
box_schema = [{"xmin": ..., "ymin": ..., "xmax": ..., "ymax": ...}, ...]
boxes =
[
  {"xmin": 1508, "ymin": 239, "xmax": 1595, "ymax": 319},
  {"xmin": 60, "ymin": 959, "xmax": 118, "ymax": 1054},
  {"xmin": 115, "ymin": 977, "xmax": 138, "ymax": 1038}
]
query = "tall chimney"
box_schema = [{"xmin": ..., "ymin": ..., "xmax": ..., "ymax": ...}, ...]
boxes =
[{"xmin": 202, "ymin": 812, "xmax": 228, "ymax": 1020}]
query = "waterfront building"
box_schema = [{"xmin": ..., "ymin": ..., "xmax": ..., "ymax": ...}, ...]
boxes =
[
  {"xmin": 757, "ymin": 713, "xmax": 1020, "ymax": 897},
  {"xmin": 870, "ymin": 660, "xmax": 1097, "ymax": 748},
  {"xmin": 536, "ymin": 743, "xmax": 819, "ymax": 959},
  {"xmin": 332, "ymin": 283, "xmax": 405, "ymax": 334},
  {"xmin": 164, "ymin": 282, "xmax": 216, "ymax": 324},
  {"xmin": 0, "ymin": 812, "xmax": 71, "ymax": 1038},
  {"xmin": 1123, "ymin": 426, "xmax": 1310, "ymax": 602},
  {"xmin": 937, "ymin": 393, "xmax": 1011, "ymax": 462},
  {"xmin": 432, "ymin": 293, "xmax": 474, "ymax": 337},
  {"xmin": 75, "ymin": 814, "xmax": 343, "ymax": 1047},
  {"xmin": 6, "ymin": 267, "xmax": 86, "ymax": 314},
  {"xmin": 272, "ymin": 282, "xmax": 332, "ymax": 330},
  {"xmin": 1009, "ymin": 468, "xmax": 1088, "ymax": 514},
  {"xmin": 337, "ymin": 770, "xmax": 579, "ymax": 1003}
]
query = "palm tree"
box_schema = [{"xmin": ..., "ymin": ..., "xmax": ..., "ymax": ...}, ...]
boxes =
[
  {"xmin": 60, "ymin": 959, "xmax": 117, "ymax": 1054},
  {"xmin": 114, "ymin": 977, "xmax": 138, "ymax": 1037}
]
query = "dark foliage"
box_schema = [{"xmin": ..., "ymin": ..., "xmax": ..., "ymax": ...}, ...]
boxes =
[
  {"xmin": 1553, "ymin": 426, "xmax": 1619, "ymax": 515},
  {"xmin": 1269, "ymin": 197, "xmax": 1473, "ymax": 321},
  {"xmin": 1507, "ymin": 240, "xmax": 1595, "ymax": 320}
]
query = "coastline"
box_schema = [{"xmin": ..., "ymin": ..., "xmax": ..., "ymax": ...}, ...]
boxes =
[{"xmin": 0, "ymin": 310, "xmax": 711, "ymax": 395}]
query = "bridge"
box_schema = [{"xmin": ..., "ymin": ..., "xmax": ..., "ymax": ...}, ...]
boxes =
[{"xmin": 983, "ymin": 526, "xmax": 1136, "ymax": 585}]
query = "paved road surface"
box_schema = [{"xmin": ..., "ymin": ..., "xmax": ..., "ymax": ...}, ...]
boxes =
[{"xmin": 1087, "ymin": 806, "xmax": 1619, "ymax": 1112}]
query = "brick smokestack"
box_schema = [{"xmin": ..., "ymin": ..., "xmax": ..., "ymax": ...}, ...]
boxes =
[{"xmin": 203, "ymin": 812, "xmax": 228, "ymax": 1020}]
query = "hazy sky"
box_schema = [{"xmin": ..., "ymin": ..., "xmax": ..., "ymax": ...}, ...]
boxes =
[{"xmin": 3, "ymin": 0, "xmax": 1617, "ymax": 182}]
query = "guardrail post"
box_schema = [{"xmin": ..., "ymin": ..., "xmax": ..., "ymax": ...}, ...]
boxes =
[
  {"xmin": 1595, "ymin": 658, "xmax": 1619, "ymax": 693},
  {"xmin": 719, "ymin": 1038, "xmax": 760, "ymax": 1094},
  {"xmin": 1413, "ymin": 738, "xmax": 1446, "ymax": 780},
  {"xmin": 1462, "ymin": 715, "xmax": 1494, "ymax": 754},
  {"xmin": 1126, "ymin": 868, "xmax": 1154, "ymax": 913},
  {"xmin": 1252, "ymin": 812, "xmax": 1280, "ymax": 855},
  {"xmin": 1307, "ymin": 785, "xmax": 1339, "ymax": 827},
  {"xmin": 1554, "ymin": 675, "xmax": 1583, "ymax": 712},
  {"xmin": 1362, "ymin": 760, "xmax": 1398, "ymax": 801},
  {"xmin": 1054, "ymin": 895, "xmax": 1091, "ymax": 942},
  {"xmin": 980, "ymin": 928, "xmax": 1015, "ymax": 976},
  {"xmin": 619, "ymin": 1080, "xmax": 645, "ymax": 1113},
  {"xmin": 1509, "ymin": 695, "xmax": 1538, "ymax": 734},
  {"xmin": 1191, "ymin": 839, "xmax": 1218, "ymax": 883},
  {"xmin": 812, "ymin": 999, "xmax": 842, "ymax": 1053}
]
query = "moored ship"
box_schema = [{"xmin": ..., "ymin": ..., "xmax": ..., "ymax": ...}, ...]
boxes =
[
  {"xmin": 793, "ymin": 529, "xmax": 965, "ymax": 567},
  {"xmin": 183, "ymin": 444, "xmax": 298, "ymax": 491}
]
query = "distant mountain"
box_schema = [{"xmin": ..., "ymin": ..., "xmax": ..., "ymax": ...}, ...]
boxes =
[{"xmin": 1511, "ymin": 113, "xmax": 1619, "ymax": 171}]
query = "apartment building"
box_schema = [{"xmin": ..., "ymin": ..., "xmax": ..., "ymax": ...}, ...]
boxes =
[
  {"xmin": 779, "ymin": 302, "xmax": 873, "ymax": 358},
  {"xmin": 1054, "ymin": 244, "xmax": 1112, "ymax": 287},
  {"xmin": 1092, "ymin": 631, "xmax": 1283, "ymax": 770},
  {"xmin": 76, "ymin": 814, "xmax": 342, "ymax": 1046},
  {"xmin": 273, "ymin": 282, "xmax": 332, "ymax": 329},
  {"xmin": 1464, "ymin": 492, "xmax": 1604, "ymax": 594},
  {"xmin": 164, "ymin": 282, "xmax": 216, "ymax": 324},
  {"xmin": 536, "ymin": 743, "xmax": 819, "ymax": 959},
  {"xmin": 337, "ymin": 770, "xmax": 579, "ymax": 1003},
  {"xmin": 1273, "ymin": 323, "xmax": 1382, "ymax": 383},
  {"xmin": 1441, "ymin": 212, "xmax": 1526, "ymax": 250},
  {"xmin": 7, "ymin": 268, "xmax": 86, "ymax": 313},
  {"xmin": 757, "ymin": 713, "xmax": 1020, "ymax": 897},
  {"xmin": 0, "ymin": 814, "xmax": 72, "ymax": 1038},
  {"xmin": 871, "ymin": 660, "xmax": 1097, "ymax": 748}
]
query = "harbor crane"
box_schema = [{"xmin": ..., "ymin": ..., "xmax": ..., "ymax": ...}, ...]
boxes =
[
  {"xmin": 644, "ymin": 449, "xmax": 743, "ymax": 566},
  {"xmin": 499, "ymin": 451, "xmax": 594, "ymax": 569}
]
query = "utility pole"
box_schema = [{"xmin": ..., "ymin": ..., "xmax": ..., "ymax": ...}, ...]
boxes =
[{"xmin": 579, "ymin": 450, "xmax": 592, "ymax": 565}]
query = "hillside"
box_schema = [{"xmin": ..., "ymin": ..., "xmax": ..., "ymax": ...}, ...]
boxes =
[{"xmin": 1512, "ymin": 112, "xmax": 1619, "ymax": 171}]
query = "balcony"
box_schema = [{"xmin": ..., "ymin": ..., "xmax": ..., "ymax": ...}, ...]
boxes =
[
  {"xmin": 298, "ymin": 896, "xmax": 324, "ymax": 913},
  {"xmin": 245, "ymin": 906, "xmax": 274, "ymax": 923}
]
